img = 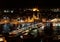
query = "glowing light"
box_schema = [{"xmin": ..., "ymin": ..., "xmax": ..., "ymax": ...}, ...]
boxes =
[
  {"xmin": 24, "ymin": 14, "xmax": 39, "ymax": 23},
  {"xmin": 14, "ymin": 22, "xmax": 18, "ymax": 24},
  {"xmin": 11, "ymin": 10, "xmax": 14, "ymax": 13},
  {"xmin": 42, "ymin": 18, "xmax": 47, "ymax": 22},
  {"xmin": 4, "ymin": 20, "xmax": 7, "ymax": 23},
  {"xmin": 11, "ymin": 19, "xmax": 19, "ymax": 24},
  {"xmin": 20, "ymin": 36, "xmax": 23, "ymax": 39},
  {"xmin": 51, "ymin": 18, "xmax": 58, "ymax": 22},
  {"xmin": 4, "ymin": 10, "xmax": 9, "ymax": 13},
  {"xmin": 7, "ymin": 10, "xmax": 9, "ymax": 12},
  {"xmin": 4, "ymin": 10, "xmax": 6, "ymax": 12},
  {"xmin": 20, "ymin": 20, "xmax": 24, "ymax": 22},
  {"xmin": 27, "ymin": 17, "xmax": 34, "ymax": 22},
  {"xmin": 0, "ymin": 38, "xmax": 3, "ymax": 41},
  {"xmin": 33, "ymin": 14, "xmax": 39, "ymax": 20},
  {"xmin": 33, "ymin": 8, "xmax": 39, "ymax": 11},
  {"xmin": 3, "ymin": 20, "xmax": 9, "ymax": 23}
]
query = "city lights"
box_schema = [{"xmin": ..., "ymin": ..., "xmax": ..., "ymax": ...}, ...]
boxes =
[
  {"xmin": 0, "ymin": 8, "xmax": 60, "ymax": 42},
  {"xmin": 4, "ymin": 10, "xmax": 14, "ymax": 13},
  {"xmin": 1, "ymin": 0, "xmax": 60, "ymax": 42},
  {"xmin": 4, "ymin": 10, "xmax": 9, "ymax": 13},
  {"xmin": 51, "ymin": 8, "xmax": 60, "ymax": 12}
]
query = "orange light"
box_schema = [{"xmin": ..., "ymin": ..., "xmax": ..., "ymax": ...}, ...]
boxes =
[
  {"xmin": 11, "ymin": 19, "xmax": 19, "ymax": 24},
  {"xmin": 4, "ymin": 20, "xmax": 7, "ymax": 23},
  {"xmin": 4, "ymin": 20, "xmax": 9, "ymax": 23},
  {"xmin": 33, "ymin": 14, "xmax": 39, "ymax": 20},
  {"xmin": 26, "ymin": 17, "xmax": 34, "ymax": 22},
  {"xmin": 24, "ymin": 14, "xmax": 39, "ymax": 23}
]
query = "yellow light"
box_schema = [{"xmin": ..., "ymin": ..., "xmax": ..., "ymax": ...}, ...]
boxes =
[
  {"xmin": 14, "ymin": 22, "xmax": 18, "ymax": 24},
  {"xmin": 33, "ymin": 14, "xmax": 39, "ymax": 20},
  {"xmin": 0, "ymin": 38, "xmax": 3, "ymax": 41},
  {"xmin": 37, "ymin": 10, "xmax": 39, "ymax": 11},
  {"xmin": 33, "ymin": 8, "xmax": 39, "ymax": 11},
  {"xmin": 11, "ymin": 20, "xmax": 18, "ymax": 24},
  {"xmin": 27, "ymin": 17, "xmax": 34, "ymax": 22},
  {"xmin": 4, "ymin": 20, "xmax": 9, "ymax": 23},
  {"xmin": 4, "ymin": 20, "xmax": 7, "ymax": 23}
]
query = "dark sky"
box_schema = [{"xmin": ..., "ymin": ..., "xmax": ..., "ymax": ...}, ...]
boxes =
[{"xmin": 0, "ymin": 0, "xmax": 60, "ymax": 8}]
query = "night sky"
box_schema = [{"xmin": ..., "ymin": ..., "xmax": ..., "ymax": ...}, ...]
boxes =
[
  {"xmin": 0, "ymin": 0, "xmax": 60, "ymax": 18},
  {"xmin": 0, "ymin": 0, "xmax": 60, "ymax": 8}
]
